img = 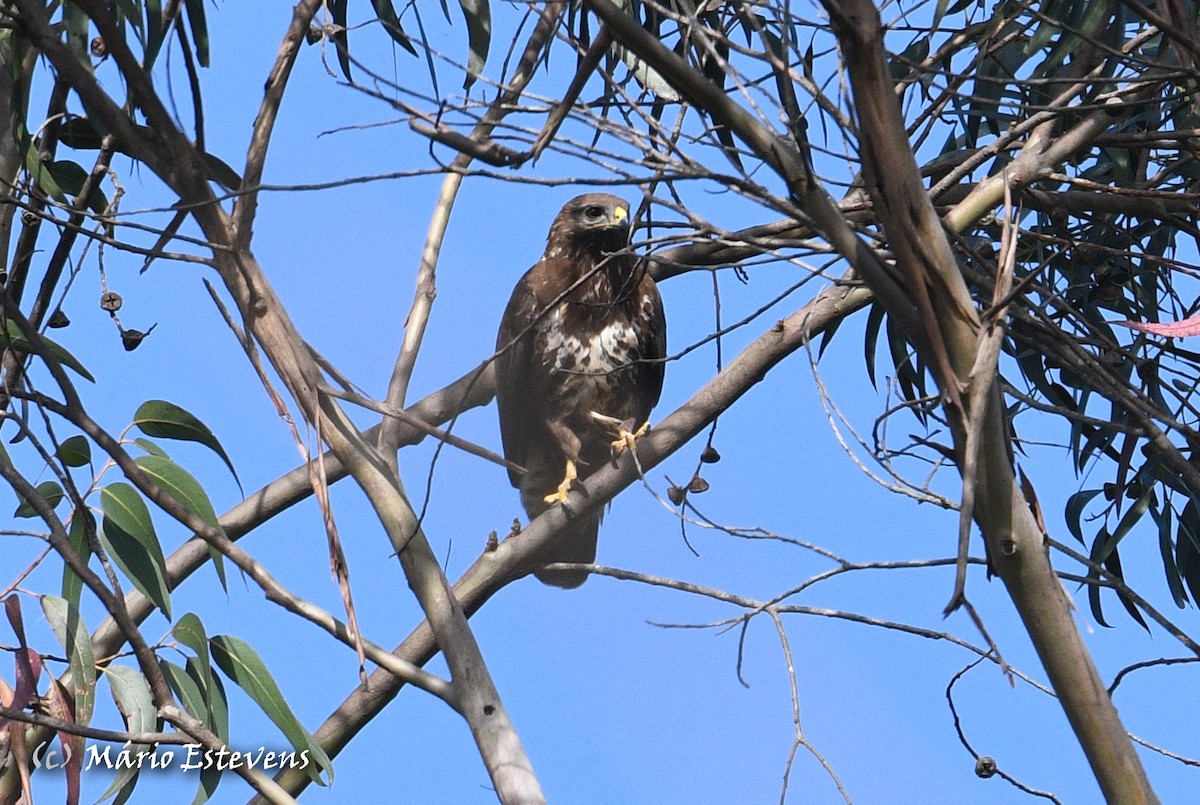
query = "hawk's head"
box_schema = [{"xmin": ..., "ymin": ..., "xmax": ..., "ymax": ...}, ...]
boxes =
[{"xmin": 546, "ymin": 193, "xmax": 631, "ymax": 258}]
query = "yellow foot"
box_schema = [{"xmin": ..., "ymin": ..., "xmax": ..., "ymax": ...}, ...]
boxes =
[
  {"xmin": 611, "ymin": 421, "xmax": 650, "ymax": 454},
  {"xmin": 544, "ymin": 459, "xmax": 579, "ymax": 504}
]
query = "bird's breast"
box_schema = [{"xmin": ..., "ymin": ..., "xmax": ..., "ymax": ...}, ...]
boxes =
[{"xmin": 539, "ymin": 307, "xmax": 641, "ymax": 380}]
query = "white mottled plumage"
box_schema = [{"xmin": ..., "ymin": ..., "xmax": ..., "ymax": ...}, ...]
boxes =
[
  {"xmin": 543, "ymin": 309, "xmax": 640, "ymax": 380},
  {"xmin": 494, "ymin": 193, "xmax": 666, "ymax": 588}
]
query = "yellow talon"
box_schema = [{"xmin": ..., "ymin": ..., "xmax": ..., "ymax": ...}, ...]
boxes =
[
  {"xmin": 611, "ymin": 421, "xmax": 650, "ymax": 454},
  {"xmin": 544, "ymin": 459, "xmax": 579, "ymax": 504}
]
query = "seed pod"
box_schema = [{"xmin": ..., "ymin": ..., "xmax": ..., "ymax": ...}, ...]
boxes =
[
  {"xmin": 100, "ymin": 291, "xmax": 122, "ymax": 312},
  {"xmin": 120, "ymin": 323, "xmax": 156, "ymax": 351}
]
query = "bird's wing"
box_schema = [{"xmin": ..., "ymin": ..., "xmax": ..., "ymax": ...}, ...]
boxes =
[
  {"xmin": 639, "ymin": 271, "xmax": 668, "ymax": 416},
  {"xmin": 495, "ymin": 268, "xmax": 541, "ymax": 488}
]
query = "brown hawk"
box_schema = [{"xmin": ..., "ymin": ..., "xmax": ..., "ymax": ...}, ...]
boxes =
[{"xmin": 495, "ymin": 194, "xmax": 666, "ymax": 587}]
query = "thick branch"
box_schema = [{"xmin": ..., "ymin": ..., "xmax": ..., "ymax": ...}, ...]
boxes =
[
  {"xmin": 269, "ymin": 275, "xmax": 873, "ymax": 795},
  {"xmin": 820, "ymin": 1, "xmax": 1158, "ymax": 802},
  {"xmin": 10, "ymin": 4, "xmax": 545, "ymax": 801}
]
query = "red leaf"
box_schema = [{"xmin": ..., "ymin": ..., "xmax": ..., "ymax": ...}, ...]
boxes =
[
  {"xmin": 6, "ymin": 647, "xmax": 44, "ymax": 721},
  {"xmin": 46, "ymin": 677, "xmax": 83, "ymax": 805},
  {"xmin": 1117, "ymin": 313, "xmax": 1200, "ymax": 337},
  {"xmin": 4, "ymin": 595, "xmax": 26, "ymax": 646}
]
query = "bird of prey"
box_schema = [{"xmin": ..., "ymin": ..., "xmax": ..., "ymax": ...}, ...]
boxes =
[{"xmin": 495, "ymin": 193, "xmax": 666, "ymax": 588}]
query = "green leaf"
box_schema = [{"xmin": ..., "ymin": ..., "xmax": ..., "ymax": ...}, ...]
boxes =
[
  {"xmin": 201, "ymin": 662, "xmax": 229, "ymax": 742},
  {"xmin": 100, "ymin": 483, "xmax": 171, "ymax": 620},
  {"xmin": 330, "ymin": 0, "xmax": 351, "ymax": 80},
  {"xmin": 458, "ymin": 0, "xmax": 491, "ymax": 88},
  {"xmin": 58, "ymin": 116, "xmax": 105, "ymax": 150},
  {"xmin": 41, "ymin": 594, "xmax": 97, "ymax": 726},
  {"xmin": 0, "ymin": 320, "xmax": 95, "ymax": 382},
  {"xmin": 23, "ymin": 136, "xmax": 68, "ymax": 203},
  {"xmin": 370, "ymin": 0, "xmax": 418, "ymax": 55},
  {"xmin": 1108, "ymin": 482, "xmax": 1155, "ymax": 546},
  {"xmin": 144, "ymin": 0, "xmax": 166, "ymax": 70},
  {"xmin": 210, "ymin": 635, "xmax": 334, "ymax": 786},
  {"xmin": 56, "ymin": 435, "xmax": 92, "ymax": 467},
  {"xmin": 63, "ymin": 2, "xmax": 93, "ymax": 71},
  {"xmin": 133, "ymin": 454, "xmax": 220, "ymax": 528},
  {"xmin": 133, "ymin": 455, "xmax": 227, "ymax": 588},
  {"xmin": 48, "ymin": 160, "xmax": 109, "ymax": 218},
  {"xmin": 863, "ymin": 302, "xmax": 885, "ymax": 389},
  {"xmin": 1176, "ymin": 500, "xmax": 1200, "ymax": 605},
  {"xmin": 182, "ymin": 0, "xmax": 210, "ymax": 67},
  {"xmin": 816, "ymin": 314, "xmax": 840, "ymax": 361},
  {"xmin": 192, "ymin": 666, "xmax": 227, "ymax": 805},
  {"xmin": 1103, "ymin": 547, "xmax": 1149, "ymax": 632},
  {"xmin": 1086, "ymin": 527, "xmax": 1112, "ymax": 628},
  {"xmin": 47, "ymin": 160, "xmax": 89, "ymax": 195},
  {"xmin": 158, "ymin": 659, "xmax": 222, "ymax": 805},
  {"xmin": 172, "ymin": 613, "xmax": 213, "ymax": 712},
  {"xmin": 133, "ymin": 437, "xmax": 170, "ymax": 459},
  {"xmin": 161, "ymin": 657, "xmax": 204, "ymax": 719},
  {"xmin": 1151, "ymin": 502, "xmax": 1187, "ymax": 608},
  {"xmin": 132, "ymin": 400, "xmax": 238, "ymax": 486},
  {"xmin": 61, "ymin": 509, "xmax": 92, "ymax": 610},
  {"xmin": 199, "ymin": 152, "xmax": 242, "ymax": 192},
  {"xmin": 15, "ymin": 479, "xmax": 64, "ymax": 518},
  {"xmin": 98, "ymin": 665, "xmax": 155, "ymax": 802},
  {"xmin": 1065, "ymin": 489, "xmax": 1102, "ymax": 545}
]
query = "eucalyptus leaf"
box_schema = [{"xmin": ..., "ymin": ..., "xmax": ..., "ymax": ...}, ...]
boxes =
[
  {"xmin": 210, "ymin": 635, "xmax": 334, "ymax": 786},
  {"xmin": 132, "ymin": 400, "xmax": 239, "ymax": 486},
  {"xmin": 14, "ymin": 479, "xmax": 63, "ymax": 518},
  {"xmin": 41, "ymin": 594, "xmax": 96, "ymax": 725},
  {"xmin": 100, "ymin": 483, "xmax": 171, "ymax": 619}
]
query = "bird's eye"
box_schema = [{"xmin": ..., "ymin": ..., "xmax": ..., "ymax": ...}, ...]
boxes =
[{"xmin": 583, "ymin": 205, "xmax": 605, "ymax": 220}]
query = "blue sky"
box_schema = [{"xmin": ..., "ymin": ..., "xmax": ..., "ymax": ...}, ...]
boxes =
[{"xmin": 4, "ymin": 1, "xmax": 1198, "ymax": 803}]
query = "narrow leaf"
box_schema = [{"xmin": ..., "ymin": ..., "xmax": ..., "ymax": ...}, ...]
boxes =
[
  {"xmin": 40, "ymin": 595, "xmax": 97, "ymax": 726},
  {"xmin": 132, "ymin": 400, "xmax": 238, "ymax": 486},
  {"xmin": 63, "ymin": 2, "xmax": 93, "ymax": 71},
  {"xmin": 133, "ymin": 437, "xmax": 170, "ymax": 459},
  {"xmin": 330, "ymin": 0, "xmax": 352, "ymax": 80},
  {"xmin": 0, "ymin": 320, "xmax": 95, "ymax": 382},
  {"xmin": 144, "ymin": 0, "xmax": 166, "ymax": 70},
  {"xmin": 44, "ymin": 678, "xmax": 83, "ymax": 805},
  {"xmin": 172, "ymin": 613, "xmax": 212, "ymax": 711},
  {"xmin": 133, "ymin": 455, "xmax": 227, "ymax": 587},
  {"xmin": 61, "ymin": 510, "xmax": 92, "ymax": 610},
  {"xmin": 100, "ymin": 483, "xmax": 171, "ymax": 619},
  {"xmin": 210, "ymin": 635, "xmax": 333, "ymax": 785},
  {"xmin": 863, "ymin": 302, "xmax": 885, "ymax": 389},
  {"xmin": 1086, "ymin": 527, "xmax": 1111, "ymax": 628},
  {"xmin": 458, "ymin": 0, "xmax": 491, "ymax": 88},
  {"xmin": 370, "ymin": 0, "xmax": 418, "ymax": 55},
  {"xmin": 134, "ymin": 454, "xmax": 219, "ymax": 529},
  {"xmin": 98, "ymin": 666, "xmax": 155, "ymax": 802},
  {"xmin": 1152, "ymin": 502, "xmax": 1187, "ymax": 608},
  {"xmin": 160, "ymin": 658, "xmax": 205, "ymax": 721},
  {"xmin": 182, "ymin": 0, "xmax": 210, "ymax": 67},
  {"xmin": 1103, "ymin": 547, "xmax": 1149, "ymax": 631},
  {"xmin": 1108, "ymin": 482, "xmax": 1155, "ymax": 546}
]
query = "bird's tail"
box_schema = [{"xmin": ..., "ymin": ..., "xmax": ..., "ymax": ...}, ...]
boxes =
[
  {"xmin": 533, "ymin": 513, "xmax": 601, "ymax": 589},
  {"xmin": 521, "ymin": 482, "xmax": 602, "ymax": 588}
]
